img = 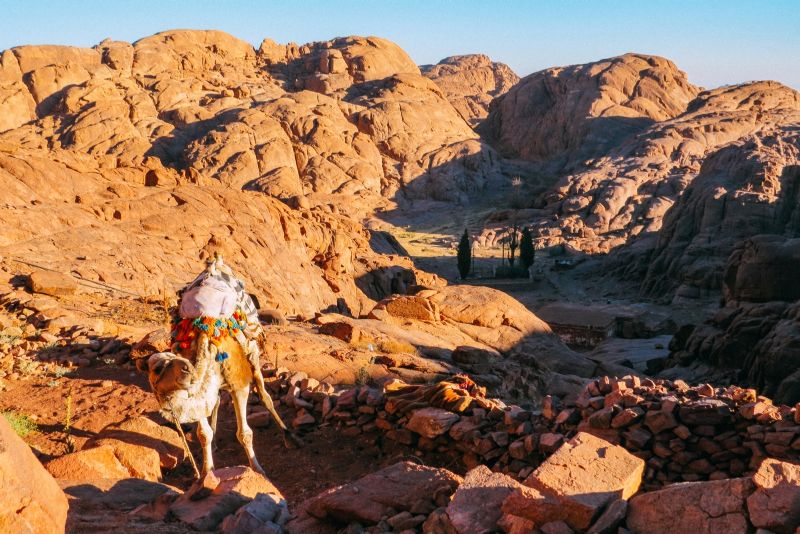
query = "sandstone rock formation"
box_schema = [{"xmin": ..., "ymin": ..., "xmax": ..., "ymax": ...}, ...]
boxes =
[
  {"xmin": 0, "ymin": 29, "xmax": 509, "ymax": 320},
  {"xmin": 535, "ymin": 80, "xmax": 799, "ymax": 268},
  {"xmin": 422, "ymin": 54, "xmax": 519, "ymax": 126},
  {"xmin": 480, "ymin": 53, "xmax": 700, "ymax": 166},
  {"xmin": 667, "ymin": 236, "xmax": 800, "ymax": 403},
  {"xmin": 478, "ymin": 52, "xmax": 800, "ymax": 301}
]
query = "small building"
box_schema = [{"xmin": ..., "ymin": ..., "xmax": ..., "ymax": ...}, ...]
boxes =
[{"xmin": 537, "ymin": 303, "xmax": 616, "ymax": 348}]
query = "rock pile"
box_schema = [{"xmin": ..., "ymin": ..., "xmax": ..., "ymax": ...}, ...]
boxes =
[
  {"xmin": 266, "ymin": 369, "xmax": 800, "ymax": 492},
  {"xmin": 289, "ymin": 433, "xmax": 800, "ymax": 533}
]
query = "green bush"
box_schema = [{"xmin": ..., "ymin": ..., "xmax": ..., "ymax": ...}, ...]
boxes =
[{"xmin": 3, "ymin": 411, "xmax": 38, "ymax": 439}]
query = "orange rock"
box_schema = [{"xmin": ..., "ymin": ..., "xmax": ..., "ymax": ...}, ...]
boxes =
[
  {"xmin": 509, "ymin": 432, "xmax": 644, "ymax": 530},
  {"xmin": 169, "ymin": 466, "xmax": 283, "ymax": 531},
  {"xmin": 28, "ymin": 269, "xmax": 78, "ymax": 297},
  {"xmin": 747, "ymin": 458, "xmax": 800, "ymax": 533},
  {"xmin": 88, "ymin": 416, "xmax": 185, "ymax": 470},
  {"xmin": 45, "ymin": 444, "xmax": 131, "ymax": 480},
  {"xmin": 0, "ymin": 415, "xmax": 69, "ymax": 534}
]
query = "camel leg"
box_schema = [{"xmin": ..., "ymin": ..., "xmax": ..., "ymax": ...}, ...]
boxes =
[
  {"xmin": 231, "ymin": 385, "xmax": 265, "ymax": 475},
  {"xmin": 253, "ymin": 368, "xmax": 303, "ymax": 448},
  {"xmin": 209, "ymin": 397, "xmax": 220, "ymax": 451},
  {"xmin": 253, "ymin": 369, "xmax": 288, "ymax": 431},
  {"xmin": 196, "ymin": 417, "xmax": 215, "ymax": 476}
]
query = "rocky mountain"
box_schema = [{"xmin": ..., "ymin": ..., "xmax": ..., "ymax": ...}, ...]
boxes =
[
  {"xmin": 421, "ymin": 54, "xmax": 519, "ymax": 126},
  {"xmin": 0, "ymin": 30, "xmax": 514, "ymax": 318},
  {"xmin": 479, "ymin": 53, "xmax": 700, "ymax": 167},
  {"xmin": 478, "ymin": 54, "xmax": 800, "ymax": 300}
]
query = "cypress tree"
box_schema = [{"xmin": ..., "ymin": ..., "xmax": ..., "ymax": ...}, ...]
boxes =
[
  {"xmin": 520, "ymin": 227, "xmax": 535, "ymax": 270},
  {"xmin": 457, "ymin": 228, "xmax": 471, "ymax": 280}
]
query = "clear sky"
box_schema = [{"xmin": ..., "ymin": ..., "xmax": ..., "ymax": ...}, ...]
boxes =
[{"xmin": 0, "ymin": 0, "xmax": 798, "ymax": 89}]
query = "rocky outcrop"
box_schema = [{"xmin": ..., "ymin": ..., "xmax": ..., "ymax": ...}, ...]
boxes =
[
  {"xmin": 0, "ymin": 29, "xmax": 511, "ymax": 321},
  {"xmin": 477, "ymin": 53, "xmax": 799, "ymax": 302},
  {"xmin": 529, "ymin": 80, "xmax": 800, "ymax": 265},
  {"xmin": 0, "ymin": 415, "xmax": 69, "ymax": 534},
  {"xmin": 422, "ymin": 54, "xmax": 519, "ymax": 126},
  {"xmin": 667, "ymin": 236, "xmax": 800, "ymax": 403},
  {"xmin": 479, "ymin": 53, "xmax": 699, "ymax": 166}
]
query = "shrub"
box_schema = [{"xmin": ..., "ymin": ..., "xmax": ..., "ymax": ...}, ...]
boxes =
[
  {"xmin": 495, "ymin": 265, "xmax": 530, "ymax": 279},
  {"xmin": 3, "ymin": 411, "xmax": 38, "ymax": 439}
]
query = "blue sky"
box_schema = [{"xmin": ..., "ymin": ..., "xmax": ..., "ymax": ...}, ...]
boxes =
[{"xmin": 0, "ymin": 0, "xmax": 797, "ymax": 89}]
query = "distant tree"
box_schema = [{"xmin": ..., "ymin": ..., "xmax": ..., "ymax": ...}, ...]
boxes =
[
  {"xmin": 508, "ymin": 222, "xmax": 520, "ymax": 267},
  {"xmin": 457, "ymin": 229, "xmax": 471, "ymax": 280},
  {"xmin": 520, "ymin": 227, "xmax": 535, "ymax": 270}
]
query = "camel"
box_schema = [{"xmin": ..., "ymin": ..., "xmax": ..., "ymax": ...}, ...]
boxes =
[
  {"xmin": 146, "ymin": 254, "xmax": 295, "ymax": 476},
  {"xmin": 148, "ymin": 330, "xmax": 290, "ymax": 476}
]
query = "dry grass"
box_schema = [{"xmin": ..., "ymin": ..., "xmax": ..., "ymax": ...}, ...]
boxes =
[{"xmin": 378, "ymin": 339, "xmax": 417, "ymax": 355}]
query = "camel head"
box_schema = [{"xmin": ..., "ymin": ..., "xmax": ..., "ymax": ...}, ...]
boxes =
[{"xmin": 147, "ymin": 352, "xmax": 195, "ymax": 397}]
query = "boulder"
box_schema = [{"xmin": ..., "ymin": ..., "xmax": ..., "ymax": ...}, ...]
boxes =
[
  {"xmin": 170, "ymin": 466, "xmax": 283, "ymax": 531},
  {"xmin": 318, "ymin": 322, "xmax": 360, "ymax": 343},
  {"xmin": 304, "ymin": 461, "xmax": 461, "ymax": 525},
  {"xmin": 626, "ymin": 477, "xmax": 755, "ymax": 534},
  {"xmin": 0, "ymin": 415, "xmax": 69, "ymax": 534},
  {"xmin": 381, "ymin": 295, "xmax": 439, "ymax": 322},
  {"xmin": 504, "ymin": 432, "xmax": 644, "ymax": 530},
  {"xmin": 445, "ymin": 465, "xmax": 522, "ymax": 533},
  {"xmin": 28, "ymin": 269, "xmax": 78, "ymax": 297},
  {"xmin": 406, "ymin": 407, "xmax": 460, "ymax": 439},
  {"xmin": 747, "ymin": 458, "xmax": 800, "ymax": 533},
  {"xmin": 45, "ymin": 445, "xmax": 131, "ymax": 480},
  {"xmin": 130, "ymin": 329, "xmax": 172, "ymax": 366},
  {"xmin": 83, "ymin": 416, "xmax": 184, "ymax": 480},
  {"xmin": 220, "ymin": 492, "xmax": 290, "ymax": 534},
  {"xmin": 452, "ymin": 345, "xmax": 499, "ymax": 365}
]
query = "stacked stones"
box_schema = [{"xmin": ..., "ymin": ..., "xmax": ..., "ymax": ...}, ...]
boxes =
[
  {"xmin": 571, "ymin": 375, "xmax": 800, "ymax": 489},
  {"xmin": 0, "ymin": 291, "xmax": 132, "ymax": 378},
  {"xmin": 265, "ymin": 368, "xmax": 800, "ymax": 490}
]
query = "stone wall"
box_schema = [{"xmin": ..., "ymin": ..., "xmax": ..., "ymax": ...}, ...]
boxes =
[{"xmin": 269, "ymin": 370, "xmax": 800, "ymax": 491}]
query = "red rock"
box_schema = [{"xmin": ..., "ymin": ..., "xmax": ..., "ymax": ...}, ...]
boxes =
[
  {"xmin": 611, "ymin": 407, "xmax": 644, "ymax": 429},
  {"xmin": 45, "ymin": 445, "xmax": 131, "ymax": 480},
  {"xmin": 627, "ymin": 477, "xmax": 755, "ymax": 534},
  {"xmin": 446, "ymin": 465, "xmax": 522, "ymax": 534},
  {"xmin": 539, "ymin": 433, "xmax": 565, "ymax": 454},
  {"xmin": 0, "ymin": 415, "xmax": 69, "ymax": 534},
  {"xmin": 497, "ymin": 513, "xmax": 536, "ymax": 534},
  {"xmin": 540, "ymin": 520, "xmax": 575, "ymax": 534},
  {"xmin": 509, "ymin": 432, "xmax": 644, "ymax": 530},
  {"xmin": 305, "ymin": 461, "xmax": 461, "ymax": 525},
  {"xmin": 644, "ymin": 410, "xmax": 678, "ymax": 433},
  {"xmin": 586, "ymin": 499, "xmax": 627, "ymax": 534},
  {"xmin": 86, "ymin": 415, "xmax": 184, "ymax": 473},
  {"xmin": 318, "ymin": 321, "xmax": 360, "ymax": 343},
  {"xmin": 170, "ymin": 466, "xmax": 283, "ymax": 531},
  {"xmin": 747, "ymin": 458, "xmax": 800, "ymax": 533}
]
